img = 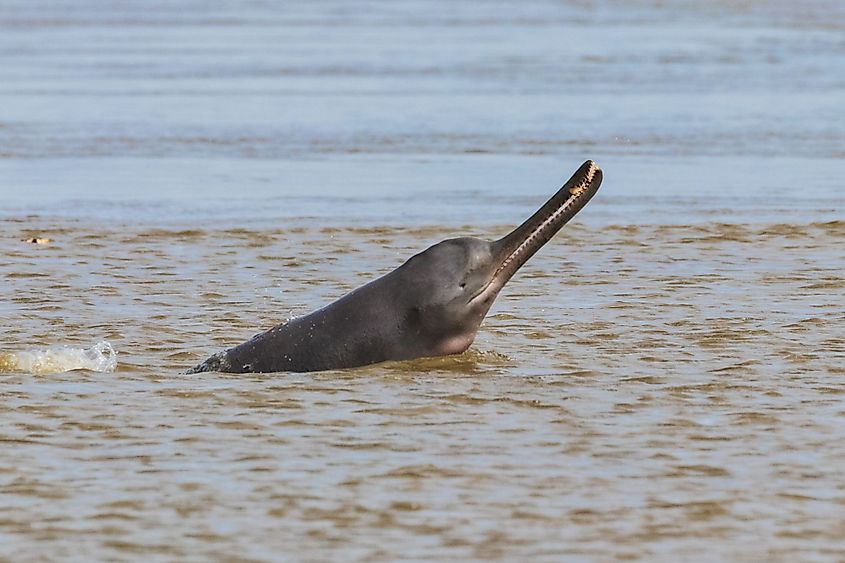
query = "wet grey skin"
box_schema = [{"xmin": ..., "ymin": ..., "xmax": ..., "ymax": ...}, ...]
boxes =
[{"xmin": 188, "ymin": 160, "xmax": 603, "ymax": 374}]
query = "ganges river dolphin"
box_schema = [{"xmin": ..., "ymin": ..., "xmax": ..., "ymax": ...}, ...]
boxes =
[{"xmin": 188, "ymin": 160, "xmax": 603, "ymax": 374}]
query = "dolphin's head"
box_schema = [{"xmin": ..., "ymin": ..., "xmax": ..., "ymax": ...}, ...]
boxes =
[
  {"xmin": 397, "ymin": 160, "xmax": 603, "ymax": 356},
  {"xmin": 398, "ymin": 236, "xmax": 499, "ymax": 354}
]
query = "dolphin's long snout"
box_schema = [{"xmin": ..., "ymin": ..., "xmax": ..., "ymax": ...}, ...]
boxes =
[{"xmin": 490, "ymin": 160, "xmax": 603, "ymax": 288}]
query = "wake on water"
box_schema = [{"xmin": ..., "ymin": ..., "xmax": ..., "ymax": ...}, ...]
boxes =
[{"xmin": 0, "ymin": 340, "xmax": 117, "ymax": 375}]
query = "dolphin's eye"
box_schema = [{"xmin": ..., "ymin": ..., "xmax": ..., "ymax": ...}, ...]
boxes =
[{"xmin": 459, "ymin": 283, "xmax": 466, "ymax": 289}]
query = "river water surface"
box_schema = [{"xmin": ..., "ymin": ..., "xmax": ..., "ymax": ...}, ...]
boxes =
[{"xmin": 1, "ymin": 1, "xmax": 844, "ymax": 561}]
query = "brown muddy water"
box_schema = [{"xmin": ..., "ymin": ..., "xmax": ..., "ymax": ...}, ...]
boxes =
[
  {"xmin": 2, "ymin": 0, "xmax": 845, "ymax": 561},
  {"xmin": 2, "ymin": 219, "xmax": 844, "ymax": 561}
]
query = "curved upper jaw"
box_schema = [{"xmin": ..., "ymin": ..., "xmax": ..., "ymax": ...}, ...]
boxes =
[{"xmin": 468, "ymin": 160, "xmax": 603, "ymax": 306}]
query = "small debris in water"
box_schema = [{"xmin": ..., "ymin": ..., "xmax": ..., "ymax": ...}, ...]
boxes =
[{"xmin": 23, "ymin": 237, "xmax": 52, "ymax": 244}]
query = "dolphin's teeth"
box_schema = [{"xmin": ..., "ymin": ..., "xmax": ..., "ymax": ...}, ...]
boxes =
[
  {"xmin": 569, "ymin": 161, "xmax": 597, "ymax": 196},
  {"xmin": 569, "ymin": 183, "xmax": 588, "ymax": 196}
]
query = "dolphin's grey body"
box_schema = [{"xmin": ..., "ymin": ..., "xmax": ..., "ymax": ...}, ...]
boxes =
[{"xmin": 188, "ymin": 160, "xmax": 602, "ymax": 374}]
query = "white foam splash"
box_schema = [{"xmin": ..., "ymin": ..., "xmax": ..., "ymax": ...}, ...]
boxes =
[{"xmin": 0, "ymin": 341, "xmax": 118, "ymax": 375}]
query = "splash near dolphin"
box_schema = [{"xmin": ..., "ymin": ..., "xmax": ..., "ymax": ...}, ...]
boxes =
[
  {"xmin": 0, "ymin": 341, "xmax": 118, "ymax": 375},
  {"xmin": 189, "ymin": 160, "xmax": 603, "ymax": 373}
]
